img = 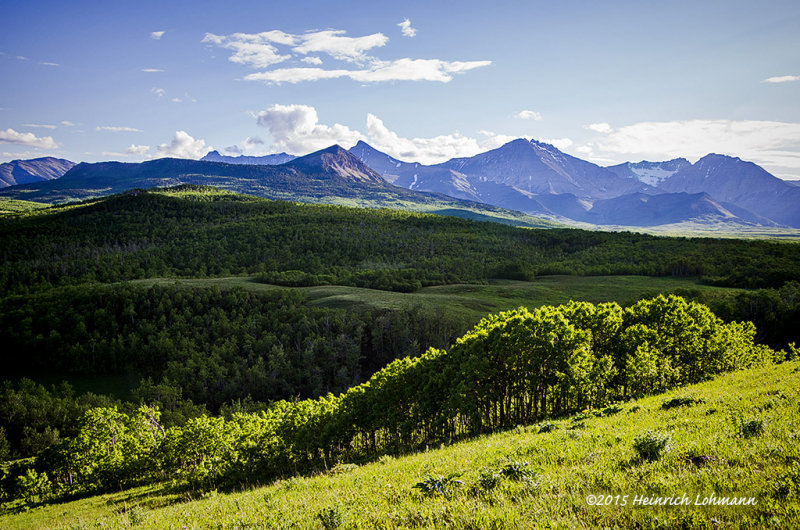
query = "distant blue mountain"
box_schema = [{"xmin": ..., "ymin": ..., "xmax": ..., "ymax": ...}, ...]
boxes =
[
  {"xmin": 0, "ymin": 157, "xmax": 75, "ymax": 188},
  {"xmin": 201, "ymin": 150, "xmax": 296, "ymax": 165}
]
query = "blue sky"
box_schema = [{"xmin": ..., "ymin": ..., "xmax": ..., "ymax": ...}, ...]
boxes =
[{"xmin": 1, "ymin": 0, "xmax": 799, "ymax": 178}]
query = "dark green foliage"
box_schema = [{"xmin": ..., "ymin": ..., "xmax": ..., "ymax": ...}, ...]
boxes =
[
  {"xmin": 736, "ymin": 418, "xmax": 766, "ymax": 438},
  {"xmin": 0, "ymin": 189, "xmax": 797, "ymax": 296},
  {"xmin": 499, "ymin": 461, "xmax": 536, "ymax": 481},
  {"xmin": 412, "ymin": 473, "xmax": 464, "ymax": 496},
  {"xmin": 632, "ymin": 431, "xmax": 671, "ymax": 461},
  {"xmin": 661, "ymin": 396, "xmax": 705, "ymax": 409}
]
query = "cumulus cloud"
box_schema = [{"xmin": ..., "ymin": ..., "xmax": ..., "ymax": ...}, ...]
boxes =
[
  {"xmin": 151, "ymin": 31, "xmax": 165, "ymax": 40},
  {"xmin": 126, "ymin": 144, "xmax": 150, "ymax": 155},
  {"xmin": 397, "ymin": 19, "xmax": 417, "ymax": 38},
  {"xmin": 584, "ymin": 122, "xmax": 612, "ymax": 134},
  {"xmin": 255, "ymin": 104, "xmax": 363, "ymax": 154},
  {"xmin": 252, "ymin": 103, "xmax": 522, "ymax": 163},
  {"xmin": 23, "ymin": 123, "xmax": 57, "ymax": 129},
  {"xmin": 142, "ymin": 68, "xmax": 164, "ymax": 73},
  {"xmin": 515, "ymin": 110, "xmax": 542, "ymax": 121},
  {"xmin": 539, "ymin": 137, "xmax": 573, "ymax": 151},
  {"xmin": 206, "ymin": 27, "xmax": 490, "ymax": 84},
  {"xmin": 151, "ymin": 87, "xmax": 165, "ymax": 97},
  {"xmin": 156, "ymin": 131, "xmax": 212, "ymax": 159},
  {"xmin": 0, "ymin": 128, "xmax": 58, "ymax": 149},
  {"xmin": 96, "ymin": 126, "xmax": 142, "ymax": 132},
  {"xmin": 763, "ymin": 75, "xmax": 799, "ymax": 83},
  {"xmin": 584, "ymin": 119, "xmax": 800, "ymax": 175},
  {"xmin": 366, "ymin": 114, "xmax": 484, "ymax": 164}
]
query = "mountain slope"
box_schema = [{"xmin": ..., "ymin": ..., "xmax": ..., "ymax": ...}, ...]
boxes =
[
  {"xmin": 605, "ymin": 158, "xmax": 691, "ymax": 186},
  {"xmin": 585, "ymin": 191, "xmax": 778, "ymax": 226},
  {"xmin": 659, "ymin": 154, "xmax": 800, "ymax": 227},
  {"xmin": 0, "ymin": 157, "xmax": 75, "ymax": 188},
  {"xmin": 441, "ymin": 139, "xmax": 648, "ymax": 198}
]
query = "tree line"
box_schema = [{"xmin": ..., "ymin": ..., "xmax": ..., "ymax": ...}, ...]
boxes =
[{"xmin": 1, "ymin": 188, "xmax": 798, "ymax": 295}]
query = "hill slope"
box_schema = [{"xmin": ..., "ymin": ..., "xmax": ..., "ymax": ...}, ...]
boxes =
[{"xmin": 4, "ymin": 360, "xmax": 797, "ymax": 528}]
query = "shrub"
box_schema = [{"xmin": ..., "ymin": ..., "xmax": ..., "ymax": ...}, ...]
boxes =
[
  {"xmin": 412, "ymin": 473, "xmax": 464, "ymax": 496},
  {"xmin": 477, "ymin": 469, "xmax": 502, "ymax": 491},
  {"xmin": 632, "ymin": 431, "xmax": 671, "ymax": 461},
  {"xmin": 662, "ymin": 396, "xmax": 705, "ymax": 409},
  {"xmin": 499, "ymin": 461, "xmax": 537, "ymax": 481},
  {"xmin": 317, "ymin": 506, "xmax": 345, "ymax": 530},
  {"xmin": 538, "ymin": 423, "xmax": 557, "ymax": 433},
  {"xmin": 737, "ymin": 418, "xmax": 766, "ymax": 438}
]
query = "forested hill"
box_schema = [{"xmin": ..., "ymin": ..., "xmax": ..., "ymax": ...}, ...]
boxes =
[{"xmin": 1, "ymin": 185, "xmax": 798, "ymax": 296}]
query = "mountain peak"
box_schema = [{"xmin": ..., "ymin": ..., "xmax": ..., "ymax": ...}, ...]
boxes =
[{"xmin": 286, "ymin": 145, "xmax": 385, "ymax": 183}]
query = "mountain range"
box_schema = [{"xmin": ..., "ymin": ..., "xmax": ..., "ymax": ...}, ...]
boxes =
[
  {"xmin": 1, "ymin": 140, "xmax": 798, "ymax": 228},
  {"xmin": 352, "ymin": 139, "xmax": 799, "ymax": 228},
  {"xmin": 0, "ymin": 157, "xmax": 75, "ymax": 188},
  {"xmin": 0, "ymin": 146, "xmax": 557, "ymax": 229}
]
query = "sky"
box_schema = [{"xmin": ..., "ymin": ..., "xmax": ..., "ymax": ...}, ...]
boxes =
[{"xmin": 1, "ymin": 0, "xmax": 799, "ymax": 178}]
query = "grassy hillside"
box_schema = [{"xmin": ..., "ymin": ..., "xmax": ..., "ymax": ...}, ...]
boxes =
[
  {"xmin": 134, "ymin": 275, "xmax": 741, "ymax": 322},
  {"xmin": 3, "ymin": 360, "xmax": 797, "ymax": 529}
]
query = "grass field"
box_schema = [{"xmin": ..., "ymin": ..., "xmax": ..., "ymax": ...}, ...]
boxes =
[
  {"xmin": 133, "ymin": 275, "xmax": 742, "ymax": 323},
  {"xmin": 4, "ymin": 359, "xmax": 797, "ymax": 528}
]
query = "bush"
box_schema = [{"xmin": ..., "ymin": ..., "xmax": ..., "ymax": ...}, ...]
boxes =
[
  {"xmin": 662, "ymin": 396, "xmax": 705, "ymax": 409},
  {"xmin": 737, "ymin": 418, "xmax": 766, "ymax": 438},
  {"xmin": 412, "ymin": 473, "xmax": 464, "ymax": 496},
  {"xmin": 477, "ymin": 469, "xmax": 502, "ymax": 491},
  {"xmin": 632, "ymin": 431, "xmax": 671, "ymax": 461}
]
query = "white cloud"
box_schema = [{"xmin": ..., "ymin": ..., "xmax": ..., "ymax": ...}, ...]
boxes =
[
  {"xmin": 293, "ymin": 30, "xmax": 388, "ymax": 63},
  {"xmin": 539, "ymin": 137, "xmax": 573, "ymax": 151},
  {"xmin": 126, "ymin": 144, "xmax": 150, "ymax": 155},
  {"xmin": 41, "ymin": 62, "xmax": 59, "ymax": 67},
  {"xmin": 206, "ymin": 27, "xmax": 490, "ymax": 84},
  {"xmin": 151, "ymin": 87, "xmax": 165, "ymax": 97},
  {"xmin": 202, "ymin": 31, "xmax": 293, "ymax": 68},
  {"xmin": 156, "ymin": 131, "xmax": 212, "ymax": 159},
  {"xmin": 763, "ymin": 75, "xmax": 799, "ymax": 83},
  {"xmin": 584, "ymin": 122, "xmax": 612, "ymax": 134},
  {"xmin": 16, "ymin": 56, "xmax": 28, "ymax": 61},
  {"xmin": 255, "ymin": 104, "xmax": 363, "ymax": 154},
  {"xmin": 245, "ymin": 58, "xmax": 491, "ymax": 84},
  {"xmin": 0, "ymin": 128, "xmax": 58, "ymax": 149},
  {"xmin": 141, "ymin": 68, "xmax": 164, "ymax": 73},
  {"xmin": 515, "ymin": 110, "xmax": 542, "ymax": 121},
  {"xmin": 96, "ymin": 126, "xmax": 142, "ymax": 132},
  {"xmin": 151, "ymin": 31, "xmax": 165, "ymax": 40},
  {"xmin": 23, "ymin": 123, "xmax": 57, "ymax": 129},
  {"xmin": 397, "ymin": 19, "xmax": 417, "ymax": 38},
  {"xmin": 586, "ymin": 119, "xmax": 800, "ymax": 173},
  {"xmin": 61, "ymin": 121, "xmax": 75, "ymax": 127},
  {"xmin": 253, "ymin": 103, "xmax": 528, "ymax": 163},
  {"xmin": 479, "ymin": 130, "xmax": 520, "ymax": 149},
  {"xmin": 171, "ymin": 98, "xmax": 182, "ymax": 103},
  {"xmin": 367, "ymin": 114, "xmax": 484, "ymax": 164}
]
